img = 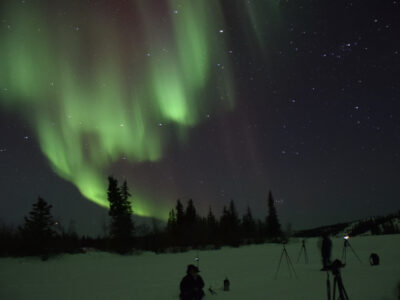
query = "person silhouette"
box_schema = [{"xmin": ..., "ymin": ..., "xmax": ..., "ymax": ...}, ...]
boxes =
[
  {"xmin": 321, "ymin": 234, "xmax": 332, "ymax": 271},
  {"xmin": 180, "ymin": 264, "xmax": 205, "ymax": 300}
]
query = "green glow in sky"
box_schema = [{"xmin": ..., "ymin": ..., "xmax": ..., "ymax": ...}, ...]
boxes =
[
  {"xmin": 241, "ymin": 0, "xmax": 281, "ymax": 53},
  {"xmin": 0, "ymin": 1, "xmax": 234, "ymax": 220}
]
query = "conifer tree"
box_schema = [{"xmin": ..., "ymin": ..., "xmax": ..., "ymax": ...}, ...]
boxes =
[
  {"xmin": 206, "ymin": 206, "xmax": 219, "ymax": 246},
  {"xmin": 185, "ymin": 199, "xmax": 197, "ymax": 226},
  {"xmin": 266, "ymin": 191, "xmax": 282, "ymax": 239},
  {"xmin": 206, "ymin": 206, "xmax": 218, "ymax": 231},
  {"xmin": 166, "ymin": 209, "xmax": 177, "ymax": 246},
  {"xmin": 197, "ymin": 216, "xmax": 208, "ymax": 247},
  {"xmin": 242, "ymin": 205, "xmax": 256, "ymax": 242},
  {"xmin": 121, "ymin": 180, "xmax": 133, "ymax": 215},
  {"xmin": 167, "ymin": 209, "xmax": 177, "ymax": 233},
  {"xmin": 219, "ymin": 205, "xmax": 230, "ymax": 244},
  {"xmin": 228, "ymin": 199, "xmax": 241, "ymax": 246},
  {"xmin": 255, "ymin": 219, "xmax": 266, "ymax": 243},
  {"xmin": 184, "ymin": 199, "xmax": 199, "ymax": 247},
  {"xmin": 175, "ymin": 199, "xmax": 185, "ymax": 246},
  {"xmin": 175, "ymin": 199, "xmax": 185, "ymax": 227},
  {"xmin": 219, "ymin": 201, "xmax": 240, "ymax": 246},
  {"xmin": 107, "ymin": 176, "xmax": 134, "ymax": 253},
  {"xmin": 20, "ymin": 197, "xmax": 57, "ymax": 255}
]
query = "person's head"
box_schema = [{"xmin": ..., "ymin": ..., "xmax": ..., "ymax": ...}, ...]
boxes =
[{"xmin": 186, "ymin": 264, "xmax": 200, "ymax": 278}]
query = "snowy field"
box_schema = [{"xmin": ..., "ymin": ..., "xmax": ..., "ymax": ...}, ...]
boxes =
[{"xmin": 1, "ymin": 234, "xmax": 399, "ymax": 300}]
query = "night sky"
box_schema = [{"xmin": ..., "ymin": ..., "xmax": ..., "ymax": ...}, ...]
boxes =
[{"xmin": 0, "ymin": 0, "xmax": 399, "ymax": 235}]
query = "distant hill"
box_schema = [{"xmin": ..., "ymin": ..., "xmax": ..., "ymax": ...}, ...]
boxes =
[{"xmin": 294, "ymin": 211, "xmax": 400, "ymax": 238}]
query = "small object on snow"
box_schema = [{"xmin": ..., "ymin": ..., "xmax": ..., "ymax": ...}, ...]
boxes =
[
  {"xmin": 224, "ymin": 277, "xmax": 230, "ymax": 291},
  {"xmin": 369, "ymin": 253, "xmax": 380, "ymax": 266},
  {"xmin": 208, "ymin": 286, "xmax": 217, "ymax": 295}
]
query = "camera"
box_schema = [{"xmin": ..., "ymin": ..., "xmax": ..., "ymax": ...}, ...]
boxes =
[{"xmin": 326, "ymin": 259, "xmax": 345, "ymax": 275}]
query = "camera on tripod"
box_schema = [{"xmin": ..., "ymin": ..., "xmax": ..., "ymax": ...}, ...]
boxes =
[
  {"xmin": 326, "ymin": 259, "xmax": 349, "ymax": 300},
  {"xmin": 326, "ymin": 259, "xmax": 345, "ymax": 275}
]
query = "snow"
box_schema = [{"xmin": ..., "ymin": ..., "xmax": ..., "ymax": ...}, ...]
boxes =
[{"xmin": 1, "ymin": 234, "xmax": 399, "ymax": 299}]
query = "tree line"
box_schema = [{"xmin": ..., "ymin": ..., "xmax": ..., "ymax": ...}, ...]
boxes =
[
  {"xmin": 2, "ymin": 176, "xmax": 399, "ymax": 258},
  {"xmin": 0, "ymin": 176, "xmax": 284, "ymax": 257}
]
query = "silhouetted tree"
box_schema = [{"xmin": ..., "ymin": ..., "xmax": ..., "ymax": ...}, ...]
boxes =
[
  {"xmin": 176, "ymin": 199, "xmax": 185, "ymax": 227},
  {"xmin": 174, "ymin": 199, "xmax": 185, "ymax": 247},
  {"xmin": 197, "ymin": 216, "xmax": 208, "ymax": 247},
  {"xmin": 184, "ymin": 199, "xmax": 199, "ymax": 246},
  {"xmin": 228, "ymin": 199, "xmax": 241, "ymax": 246},
  {"xmin": 167, "ymin": 208, "xmax": 178, "ymax": 246},
  {"xmin": 148, "ymin": 218, "xmax": 166, "ymax": 253},
  {"xmin": 206, "ymin": 206, "xmax": 219, "ymax": 246},
  {"xmin": 20, "ymin": 197, "xmax": 57, "ymax": 256},
  {"xmin": 185, "ymin": 199, "xmax": 197, "ymax": 226},
  {"xmin": 0, "ymin": 221, "xmax": 16, "ymax": 256},
  {"xmin": 255, "ymin": 219, "xmax": 266, "ymax": 243},
  {"xmin": 167, "ymin": 209, "xmax": 177, "ymax": 232},
  {"xmin": 219, "ymin": 205, "xmax": 230, "ymax": 244},
  {"xmin": 219, "ymin": 200, "xmax": 241, "ymax": 246},
  {"xmin": 265, "ymin": 191, "xmax": 282, "ymax": 240},
  {"xmin": 242, "ymin": 205, "xmax": 256, "ymax": 242},
  {"xmin": 107, "ymin": 177, "xmax": 134, "ymax": 253}
]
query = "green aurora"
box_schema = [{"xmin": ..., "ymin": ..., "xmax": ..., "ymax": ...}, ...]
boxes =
[{"xmin": 0, "ymin": 0, "xmax": 273, "ymax": 220}]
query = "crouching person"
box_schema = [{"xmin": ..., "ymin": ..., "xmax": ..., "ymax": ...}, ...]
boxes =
[{"xmin": 180, "ymin": 264, "xmax": 205, "ymax": 300}]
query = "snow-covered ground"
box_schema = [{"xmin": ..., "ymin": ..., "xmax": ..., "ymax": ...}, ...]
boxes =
[{"xmin": 1, "ymin": 234, "xmax": 399, "ymax": 300}]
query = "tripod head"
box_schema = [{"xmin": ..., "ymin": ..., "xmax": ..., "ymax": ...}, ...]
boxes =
[{"xmin": 326, "ymin": 259, "xmax": 345, "ymax": 276}]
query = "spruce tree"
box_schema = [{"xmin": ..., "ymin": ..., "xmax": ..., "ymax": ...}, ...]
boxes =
[
  {"xmin": 175, "ymin": 199, "xmax": 185, "ymax": 247},
  {"xmin": 185, "ymin": 199, "xmax": 197, "ymax": 226},
  {"xmin": 20, "ymin": 197, "xmax": 57, "ymax": 256},
  {"xmin": 184, "ymin": 199, "xmax": 199, "ymax": 247},
  {"xmin": 166, "ymin": 209, "xmax": 177, "ymax": 246},
  {"xmin": 219, "ymin": 205, "xmax": 230, "ymax": 245},
  {"xmin": 167, "ymin": 209, "xmax": 177, "ymax": 233},
  {"xmin": 228, "ymin": 199, "xmax": 241, "ymax": 246},
  {"xmin": 242, "ymin": 205, "xmax": 256, "ymax": 242},
  {"xmin": 206, "ymin": 206, "xmax": 219, "ymax": 247},
  {"xmin": 266, "ymin": 191, "xmax": 282, "ymax": 239},
  {"xmin": 219, "ymin": 201, "xmax": 241, "ymax": 246},
  {"xmin": 107, "ymin": 176, "xmax": 134, "ymax": 253},
  {"xmin": 175, "ymin": 199, "xmax": 185, "ymax": 227},
  {"xmin": 121, "ymin": 180, "xmax": 132, "ymax": 215}
]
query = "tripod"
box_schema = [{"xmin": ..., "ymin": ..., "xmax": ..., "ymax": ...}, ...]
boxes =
[
  {"xmin": 327, "ymin": 267, "xmax": 349, "ymax": 300},
  {"xmin": 341, "ymin": 239, "xmax": 361, "ymax": 264},
  {"xmin": 274, "ymin": 244, "xmax": 297, "ymax": 279},
  {"xmin": 195, "ymin": 249, "xmax": 200, "ymax": 268},
  {"xmin": 296, "ymin": 239, "xmax": 308, "ymax": 264}
]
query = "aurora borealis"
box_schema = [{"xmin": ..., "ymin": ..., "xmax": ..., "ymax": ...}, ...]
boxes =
[
  {"xmin": 1, "ymin": 0, "xmax": 399, "ymax": 234},
  {"xmin": 0, "ymin": 0, "xmax": 236, "ymax": 219}
]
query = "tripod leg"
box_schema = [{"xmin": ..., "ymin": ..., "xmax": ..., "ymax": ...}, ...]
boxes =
[
  {"xmin": 286, "ymin": 252, "xmax": 292, "ymax": 278},
  {"xmin": 341, "ymin": 246, "xmax": 346, "ymax": 264},
  {"xmin": 348, "ymin": 243, "xmax": 362, "ymax": 263},
  {"xmin": 285, "ymin": 250, "xmax": 298, "ymax": 279},
  {"xmin": 326, "ymin": 273, "xmax": 331, "ymax": 300},
  {"xmin": 296, "ymin": 247, "xmax": 303, "ymax": 263},
  {"xmin": 337, "ymin": 277, "xmax": 349, "ymax": 300},
  {"xmin": 342, "ymin": 286, "xmax": 349, "ymax": 300},
  {"xmin": 304, "ymin": 247, "xmax": 308, "ymax": 264},
  {"xmin": 333, "ymin": 278, "xmax": 337, "ymax": 300},
  {"xmin": 274, "ymin": 249, "xmax": 285, "ymax": 279}
]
